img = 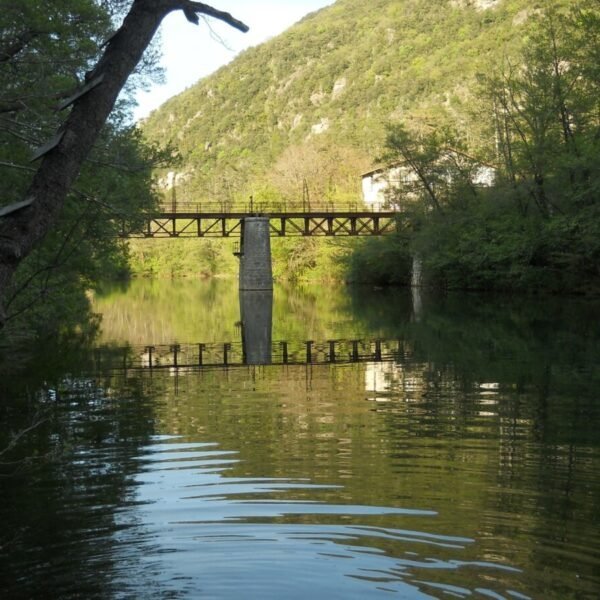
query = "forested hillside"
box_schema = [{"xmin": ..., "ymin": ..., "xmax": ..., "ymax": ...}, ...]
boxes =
[
  {"xmin": 138, "ymin": 0, "xmax": 599, "ymax": 293},
  {"xmin": 136, "ymin": 0, "xmax": 598, "ymax": 286},
  {"xmin": 142, "ymin": 0, "xmax": 540, "ymax": 203},
  {"xmin": 3, "ymin": 0, "xmax": 594, "ymax": 339}
]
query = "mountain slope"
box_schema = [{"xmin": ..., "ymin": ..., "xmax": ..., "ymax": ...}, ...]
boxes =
[{"xmin": 141, "ymin": 0, "xmax": 548, "ymax": 203}]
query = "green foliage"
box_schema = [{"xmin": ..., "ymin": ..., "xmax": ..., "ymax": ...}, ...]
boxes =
[
  {"xmin": 345, "ymin": 234, "xmax": 412, "ymax": 286},
  {"xmin": 141, "ymin": 0, "xmax": 546, "ymax": 201},
  {"xmin": 4, "ymin": 125, "xmax": 165, "ymax": 335},
  {"xmin": 0, "ymin": 1, "xmax": 110, "ymax": 203},
  {"xmin": 381, "ymin": 123, "xmax": 482, "ymax": 213},
  {"xmin": 127, "ymin": 238, "xmax": 237, "ymax": 279},
  {"xmin": 0, "ymin": 0, "xmax": 166, "ymax": 337},
  {"xmin": 479, "ymin": 1, "xmax": 600, "ymax": 217},
  {"xmin": 272, "ymin": 238, "xmax": 352, "ymax": 282},
  {"xmin": 352, "ymin": 1, "xmax": 600, "ymax": 294},
  {"xmin": 267, "ymin": 139, "xmax": 370, "ymax": 208}
]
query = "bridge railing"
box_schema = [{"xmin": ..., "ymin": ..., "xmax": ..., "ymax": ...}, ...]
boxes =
[{"xmin": 157, "ymin": 200, "xmax": 400, "ymax": 214}]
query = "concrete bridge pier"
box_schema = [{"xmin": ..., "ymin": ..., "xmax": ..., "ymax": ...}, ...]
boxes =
[
  {"xmin": 239, "ymin": 290, "xmax": 273, "ymax": 365},
  {"xmin": 238, "ymin": 217, "xmax": 273, "ymax": 291}
]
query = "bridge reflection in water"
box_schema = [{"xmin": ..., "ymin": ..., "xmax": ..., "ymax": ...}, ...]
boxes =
[
  {"xmin": 93, "ymin": 287, "xmax": 420, "ymax": 373},
  {"xmin": 239, "ymin": 290, "xmax": 272, "ymax": 364},
  {"xmin": 96, "ymin": 338, "xmax": 404, "ymax": 372}
]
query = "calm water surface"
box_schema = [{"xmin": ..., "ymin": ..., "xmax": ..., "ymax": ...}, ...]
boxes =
[{"xmin": 1, "ymin": 279, "xmax": 599, "ymax": 599}]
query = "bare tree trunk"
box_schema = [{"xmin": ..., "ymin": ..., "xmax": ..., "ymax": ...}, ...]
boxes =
[{"xmin": 0, "ymin": 0, "xmax": 247, "ymax": 326}]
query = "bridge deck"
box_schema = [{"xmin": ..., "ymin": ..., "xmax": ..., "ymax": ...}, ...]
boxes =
[{"xmin": 120, "ymin": 210, "xmax": 401, "ymax": 238}]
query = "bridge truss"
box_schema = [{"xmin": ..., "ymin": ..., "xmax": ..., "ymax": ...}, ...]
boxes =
[{"xmin": 120, "ymin": 211, "xmax": 400, "ymax": 238}]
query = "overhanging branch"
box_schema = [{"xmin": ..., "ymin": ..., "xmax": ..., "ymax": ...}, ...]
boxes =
[{"xmin": 183, "ymin": 1, "xmax": 249, "ymax": 32}]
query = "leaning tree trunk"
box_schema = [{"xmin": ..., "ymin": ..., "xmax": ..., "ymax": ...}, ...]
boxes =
[{"xmin": 0, "ymin": 0, "xmax": 247, "ymax": 326}]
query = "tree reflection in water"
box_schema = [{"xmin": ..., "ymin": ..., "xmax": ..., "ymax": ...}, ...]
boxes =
[{"xmin": 0, "ymin": 280, "xmax": 598, "ymax": 599}]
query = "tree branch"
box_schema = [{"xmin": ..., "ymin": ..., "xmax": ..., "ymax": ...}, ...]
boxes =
[
  {"xmin": 0, "ymin": 100, "xmax": 27, "ymax": 115},
  {"xmin": 183, "ymin": 1, "xmax": 249, "ymax": 32},
  {"xmin": 0, "ymin": 161, "xmax": 36, "ymax": 173},
  {"xmin": 5, "ymin": 207, "xmax": 90, "ymax": 314},
  {"xmin": 0, "ymin": 87, "xmax": 84, "ymax": 114},
  {"xmin": 0, "ymin": 413, "xmax": 47, "ymax": 461}
]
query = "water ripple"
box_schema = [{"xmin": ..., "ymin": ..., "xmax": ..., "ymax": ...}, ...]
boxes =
[{"xmin": 109, "ymin": 435, "xmax": 528, "ymax": 599}]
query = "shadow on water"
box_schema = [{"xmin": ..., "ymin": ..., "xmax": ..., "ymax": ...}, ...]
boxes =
[
  {"xmin": 0, "ymin": 371, "xmax": 159, "ymax": 598},
  {"xmin": 349, "ymin": 286, "xmax": 600, "ymax": 378},
  {"xmin": 350, "ymin": 287, "xmax": 600, "ymax": 441}
]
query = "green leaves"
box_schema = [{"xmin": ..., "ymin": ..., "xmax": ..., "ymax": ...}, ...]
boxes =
[
  {"xmin": 0, "ymin": 0, "xmax": 166, "ymax": 336},
  {"xmin": 141, "ymin": 0, "xmax": 540, "ymax": 205},
  {"xmin": 480, "ymin": 1, "xmax": 600, "ymax": 216}
]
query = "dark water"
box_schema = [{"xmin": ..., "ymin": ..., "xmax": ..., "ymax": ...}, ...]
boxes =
[{"xmin": 1, "ymin": 279, "xmax": 599, "ymax": 599}]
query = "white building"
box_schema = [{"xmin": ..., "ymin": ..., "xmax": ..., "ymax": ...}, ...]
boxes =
[
  {"xmin": 361, "ymin": 155, "xmax": 496, "ymax": 211},
  {"xmin": 361, "ymin": 165, "xmax": 407, "ymax": 211}
]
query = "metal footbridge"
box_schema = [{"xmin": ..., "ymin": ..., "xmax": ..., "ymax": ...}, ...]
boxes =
[{"xmin": 119, "ymin": 201, "xmax": 400, "ymax": 239}]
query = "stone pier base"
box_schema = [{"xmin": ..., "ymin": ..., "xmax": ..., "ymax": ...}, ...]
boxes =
[{"xmin": 239, "ymin": 217, "xmax": 273, "ymax": 291}]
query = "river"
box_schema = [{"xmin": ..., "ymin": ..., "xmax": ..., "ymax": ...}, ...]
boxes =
[{"xmin": 1, "ymin": 279, "xmax": 599, "ymax": 599}]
